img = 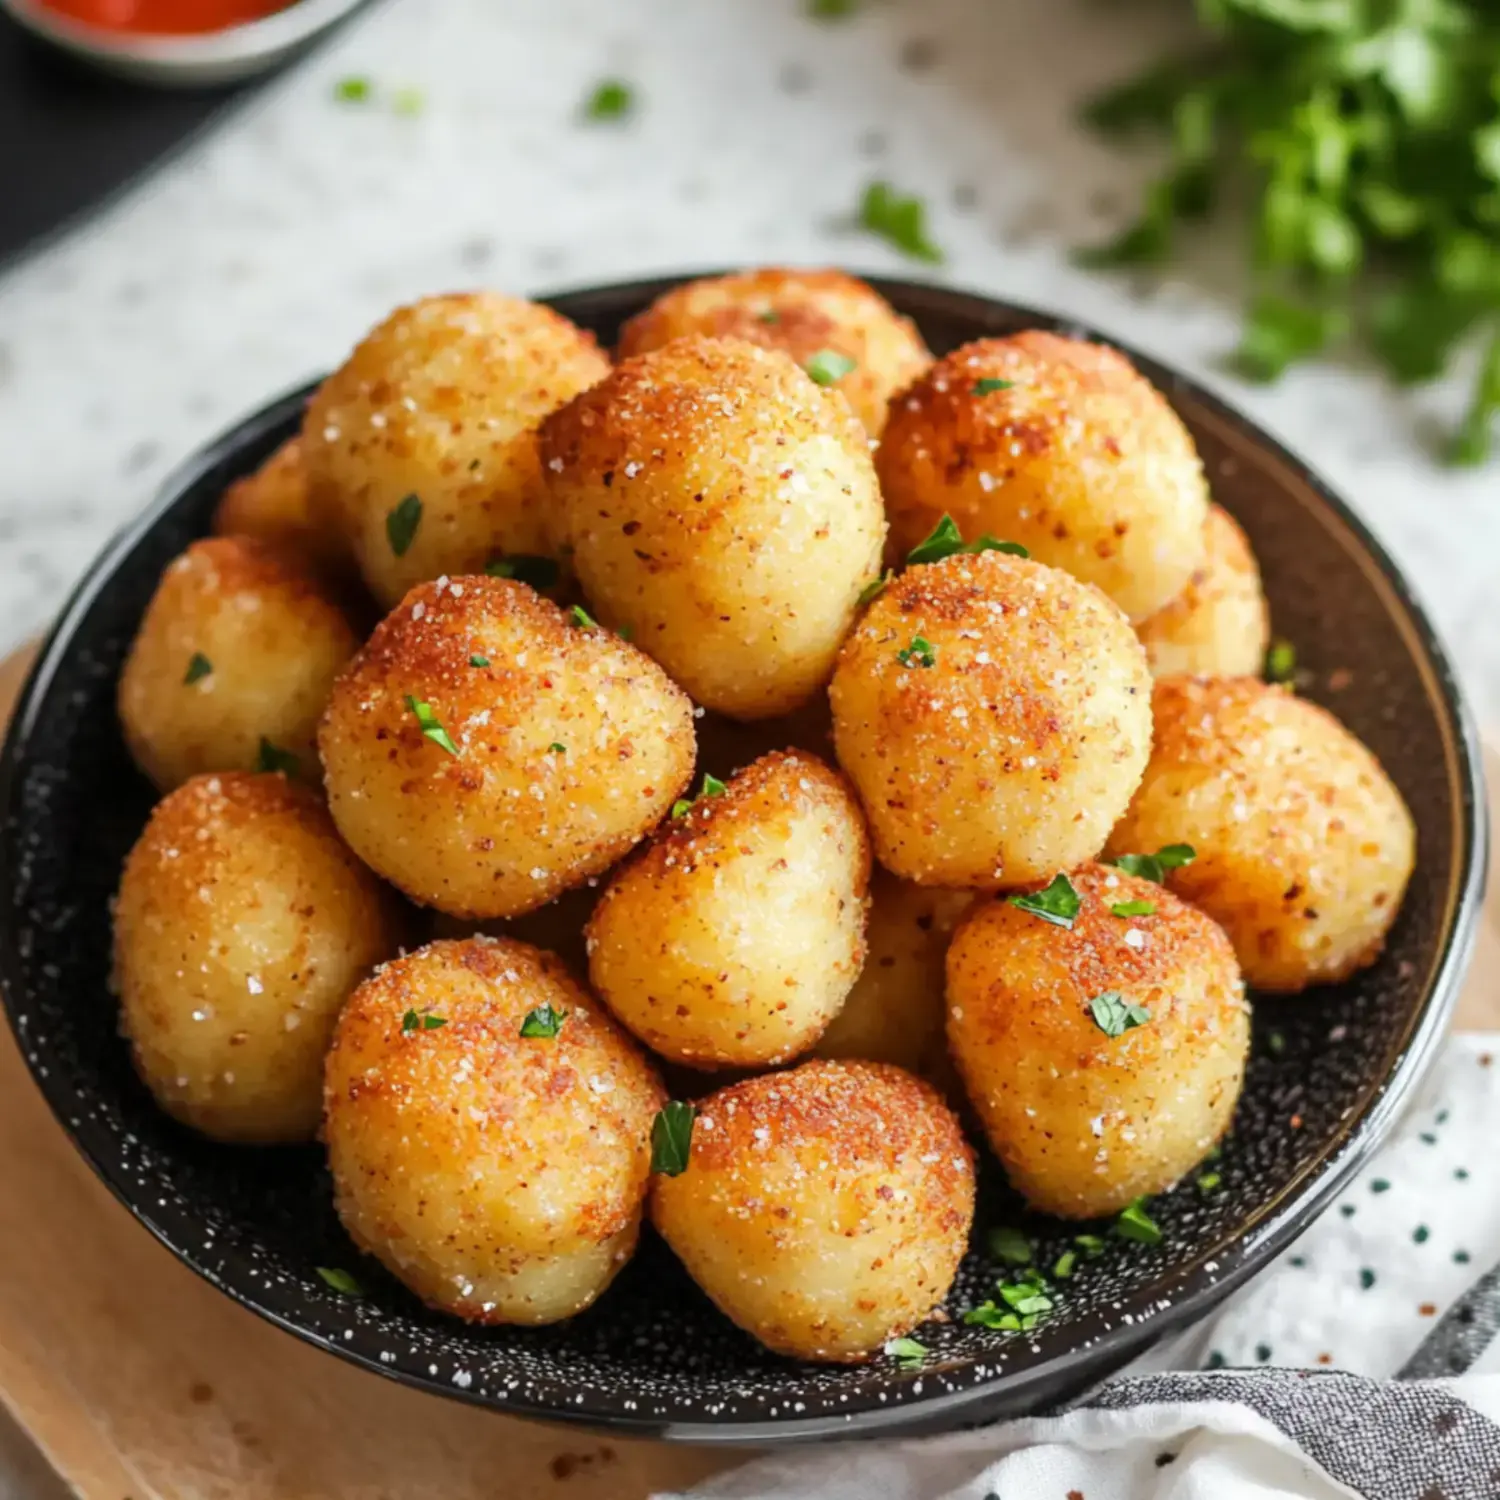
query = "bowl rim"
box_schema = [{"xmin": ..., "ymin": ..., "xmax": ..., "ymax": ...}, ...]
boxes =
[{"xmin": 0, "ymin": 272, "xmax": 1488, "ymax": 1443}]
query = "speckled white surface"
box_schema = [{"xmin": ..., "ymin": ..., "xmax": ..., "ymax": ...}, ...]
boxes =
[{"xmin": 0, "ymin": 0, "xmax": 1494, "ymax": 728}]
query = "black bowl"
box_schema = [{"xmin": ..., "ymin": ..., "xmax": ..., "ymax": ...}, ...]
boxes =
[{"xmin": 0, "ymin": 276, "xmax": 1487, "ymax": 1443}]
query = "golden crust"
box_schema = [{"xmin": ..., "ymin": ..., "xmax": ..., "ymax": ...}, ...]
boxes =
[
  {"xmin": 325, "ymin": 936, "xmax": 665, "ymax": 1324},
  {"xmin": 586, "ymin": 749, "xmax": 872, "ymax": 1068},
  {"xmin": 651, "ymin": 1058, "xmax": 974, "ymax": 1361},
  {"xmin": 1106, "ymin": 676, "xmax": 1416, "ymax": 992},
  {"xmin": 318, "ymin": 574, "xmax": 696, "ymax": 919},
  {"xmin": 212, "ymin": 437, "xmax": 351, "ymax": 581},
  {"xmin": 540, "ymin": 336, "xmax": 886, "ymax": 720},
  {"xmin": 618, "ymin": 268, "xmax": 931, "ymax": 435},
  {"xmin": 947, "ymin": 862, "xmax": 1249, "ymax": 1217},
  {"xmin": 829, "ymin": 550, "xmax": 1152, "ymax": 887},
  {"xmin": 877, "ymin": 332, "xmax": 1209, "ymax": 621}
]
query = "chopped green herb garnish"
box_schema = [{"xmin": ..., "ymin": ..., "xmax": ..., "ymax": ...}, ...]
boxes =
[
  {"xmin": 469, "ymin": 655, "xmax": 491, "ymax": 668},
  {"xmin": 1267, "ymin": 1030, "xmax": 1286, "ymax": 1056},
  {"xmin": 1113, "ymin": 1197, "xmax": 1162, "ymax": 1246},
  {"xmin": 857, "ymin": 571, "xmax": 893, "ymax": 606},
  {"xmin": 183, "ymin": 652, "xmax": 213, "ymax": 685},
  {"xmin": 333, "ymin": 76, "xmax": 371, "ymax": 103},
  {"xmin": 1089, "ymin": 991, "xmax": 1152, "ymax": 1038},
  {"xmin": 386, "ymin": 493, "xmax": 422, "ymax": 557},
  {"xmin": 1074, "ymin": 1233, "xmax": 1107, "ymax": 1258},
  {"xmin": 405, "ymin": 695, "xmax": 459, "ymax": 756},
  {"xmin": 1197, "ymin": 1171, "xmax": 1222, "ymax": 1194},
  {"xmin": 570, "ymin": 604, "xmax": 599, "ymax": 629},
  {"xmin": 1007, "ymin": 872, "xmax": 1082, "ymax": 929},
  {"xmin": 650, "ymin": 1100, "xmax": 695, "ymax": 1175},
  {"xmin": 884, "ymin": 1335, "xmax": 926, "ymax": 1369},
  {"xmin": 1110, "ymin": 900, "xmax": 1157, "ymax": 918},
  {"xmin": 671, "ymin": 771, "xmax": 729, "ymax": 818},
  {"xmin": 905, "ymin": 513, "xmax": 1028, "ymax": 566},
  {"xmin": 486, "ymin": 554, "xmax": 561, "ymax": 590},
  {"xmin": 316, "ymin": 1266, "xmax": 364, "ymax": 1295},
  {"xmin": 1265, "ymin": 638, "xmax": 1297, "ymax": 685},
  {"xmin": 973, "ymin": 378, "xmax": 1014, "ymax": 395},
  {"xmin": 256, "ymin": 738, "xmax": 299, "ymax": 777},
  {"xmin": 548, "ymin": 742, "xmax": 566, "ymax": 754},
  {"xmin": 897, "ymin": 635, "xmax": 937, "ymax": 669},
  {"xmin": 519, "ymin": 1003, "xmax": 567, "ymax": 1039},
  {"xmin": 584, "ymin": 79, "xmax": 634, "ymax": 121},
  {"xmin": 964, "ymin": 1302, "xmax": 1025, "ymax": 1331},
  {"xmin": 857, "ymin": 180, "xmax": 945, "ymax": 264},
  {"xmin": 997, "ymin": 1278, "xmax": 1054, "ymax": 1317},
  {"xmin": 1052, "ymin": 1249, "xmax": 1078, "ymax": 1280},
  {"xmin": 805, "ymin": 349, "xmax": 857, "ymax": 385},
  {"xmin": 758, "ymin": 307, "xmax": 781, "ymax": 324},
  {"xmin": 987, "ymin": 1226, "xmax": 1033, "ymax": 1267},
  {"xmin": 1106, "ymin": 844, "xmax": 1196, "ymax": 884},
  {"xmin": 401, "ymin": 1008, "xmax": 446, "ymax": 1033},
  {"xmin": 1452, "ymin": 327, "xmax": 1500, "ymax": 465}
]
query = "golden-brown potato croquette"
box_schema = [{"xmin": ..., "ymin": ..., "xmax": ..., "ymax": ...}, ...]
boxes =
[
  {"xmin": 878, "ymin": 333, "xmax": 1209, "ymax": 621},
  {"xmin": 651, "ymin": 1059, "xmax": 974, "ymax": 1361},
  {"xmin": 947, "ymin": 863, "xmax": 1249, "ymax": 1218},
  {"xmin": 617, "ymin": 267, "xmax": 931, "ymax": 435},
  {"xmin": 318, "ymin": 575, "xmax": 695, "ymax": 919},
  {"xmin": 541, "ymin": 336, "xmax": 887, "ymax": 720},
  {"xmin": 814, "ymin": 872, "xmax": 972, "ymax": 1075},
  {"xmin": 1106, "ymin": 676, "xmax": 1416, "ymax": 991},
  {"xmin": 212, "ymin": 436, "xmax": 350, "ymax": 582},
  {"xmin": 324, "ymin": 937, "xmax": 664, "ymax": 1324},
  {"xmin": 118, "ymin": 536, "xmax": 358, "ymax": 791},
  {"xmin": 1137, "ymin": 506, "xmax": 1269, "ymax": 679},
  {"xmin": 113, "ymin": 772, "xmax": 403, "ymax": 1143},
  {"xmin": 586, "ymin": 750, "xmax": 870, "ymax": 1068},
  {"xmin": 303, "ymin": 293, "xmax": 610, "ymax": 607},
  {"xmin": 830, "ymin": 550, "xmax": 1152, "ymax": 888}
]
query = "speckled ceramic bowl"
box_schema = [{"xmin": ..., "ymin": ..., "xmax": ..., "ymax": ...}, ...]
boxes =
[{"xmin": 0, "ymin": 276, "xmax": 1486, "ymax": 1443}]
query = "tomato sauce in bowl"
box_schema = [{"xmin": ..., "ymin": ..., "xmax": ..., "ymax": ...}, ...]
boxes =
[{"xmin": 32, "ymin": 0, "xmax": 290, "ymax": 34}]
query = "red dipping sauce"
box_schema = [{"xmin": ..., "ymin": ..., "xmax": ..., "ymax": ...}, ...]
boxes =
[{"xmin": 36, "ymin": 0, "xmax": 291, "ymax": 34}]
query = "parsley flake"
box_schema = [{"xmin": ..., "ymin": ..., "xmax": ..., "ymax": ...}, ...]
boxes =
[
  {"xmin": 987, "ymin": 1226, "xmax": 1033, "ymax": 1267},
  {"xmin": 906, "ymin": 513, "xmax": 1028, "ymax": 565},
  {"xmin": 650, "ymin": 1100, "xmax": 696, "ymax": 1175},
  {"xmin": 671, "ymin": 771, "xmax": 729, "ymax": 818},
  {"xmin": 317, "ymin": 1266, "xmax": 364, "ymax": 1295},
  {"xmin": 183, "ymin": 652, "xmax": 213, "ymax": 685},
  {"xmin": 584, "ymin": 79, "xmax": 634, "ymax": 121},
  {"xmin": 1052, "ymin": 1249, "xmax": 1078, "ymax": 1279},
  {"xmin": 405, "ymin": 695, "xmax": 459, "ymax": 756},
  {"xmin": 486, "ymin": 555, "xmax": 561, "ymax": 590},
  {"xmin": 897, "ymin": 635, "xmax": 936, "ymax": 669},
  {"xmin": 401, "ymin": 1008, "xmax": 446, "ymax": 1033},
  {"xmin": 255, "ymin": 738, "xmax": 299, "ymax": 777},
  {"xmin": 858, "ymin": 180, "xmax": 945, "ymax": 264},
  {"xmin": 1197, "ymin": 1170, "xmax": 1222, "ymax": 1193},
  {"xmin": 386, "ymin": 493, "xmax": 422, "ymax": 557},
  {"xmin": 884, "ymin": 1335, "xmax": 926, "ymax": 1369},
  {"xmin": 519, "ymin": 1003, "xmax": 567, "ymax": 1039},
  {"xmin": 469, "ymin": 655, "xmax": 491, "ymax": 668},
  {"xmin": 1265, "ymin": 638, "xmax": 1297, "ymax": 684},
  {"xmin": 1113, "ymin": 1197, "xmax": 1163, "ymax": 1246},
  {"xmin": 548, "ymin": 742, "xmax": 566, "ymax": 754},
  {"xmin": 973, "ymin": 377, "xmax": 1014, "ymax": 395},
  {"xmin": 1111, "ymin": 899, "xmax": 1157, "ymax": 917},
  {"xmin": 1074, "ymin": 1233, "xmax": 1107, "ymax": 1258},
  {"xmin": 758, "ymin": 307, "xmax": 781, "ymax": 324},
  {"xmin": 1106, "ymin": 844, "xmax": 1195, "ymax": 884},
  {"xmin": 1007, "ymin": 872, "xmax": 1082, "ymax": 929},
  {"xmin": 1089, "ymin": 991, "xmax": 1152, "ymax": 1037},
  {"xmin": 570, "ymin": 604, "xmax": 599, "ymax": 629},
  {"xmin": 333, "ymin": 76, "xmax": 371, "ymax": 103},
  {"xmin": 858, "ymin": 571, "xmax": 893, "ymax": 606},
  {"xmin": 805, "ymin": 349, "xmax": 857, "ymax": 385}
]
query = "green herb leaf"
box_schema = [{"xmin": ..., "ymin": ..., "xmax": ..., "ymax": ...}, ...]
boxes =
[
  {"xmin": 570, "ymin": 604, "xmax": 599, "ymax": 630},
  {"xmin": 183, "ymin": 652, "xmax": 213, "ymax": 685},
  {"xmin": 386, "ymin": 493, "xmax": 422, "ymax": 557},
  {"xmin": 548, "ymin": 742, "xmax": 566, "ymax": 754},
  {"xmin": 1233, "ymin": 296, "xmax": 1348, "ymax": 383},
  {"xmin": 583, "ymin": 79, "xmax": 634, "ymax": 121},
  {"xmin": 1198, "ymin": 1170, "xmax": 1222, "ymax": 1193},
  {"xmin": 805, "ymin": 349, "xmax": 857, "ymax": 385},
  {"xmin": 671, "ymin": 772, "xmax": 729, "ymax": 818},
  {"xmin": 405, "ymin": 695, "xmax": 459, "ymax": 756},
  {"xmin": 255, "ymin": 738, "xmax": 299, "ymax": 777},
  {"xmin": 487, "ymin": 555, "xmax": 561, "ymax": 590},
  {"xmin": 401, "ymin": 1008, "xmax": 447, "ymax": 1033},
  {"xmin": 857, "ymin": 571, "xmax": 893, "ymax": 606},
  {"xmin": 884, "ymin": 1335, "xmax": 926, "ymax": 1368},
  {"xmin": 333, "ymin": 76, "xmax": 371, "ymax": 103},
  {"xmin": 1007, "ymin": 872, "xmax": 1082, "ymax": 929},
  {"xmin": 317, "ymin": 1266, "xmax": 364, "ymax": 1295},
  {"xmin": 1113, "ymin": 1197, "xmax": 1163, "ymax": 1246},
  {"xmin": 997, "ymin": 1280, "xmax": 1054, "ymax": 1317},
  {"xmin": 469, "ymin": 655, "xmax": 491, "ymax": 668},
  {"xmin": 1451, "ymin": 324, "xmax": 1500, "ymax": 465},
  {"xmin": 651, "ymin": 1100, "xmax": 696, "ymax": 1175},
  {"xmin": 964, "ymin": 1301, "xmax": 1023, "ymax": 1331},
  {"xmin": 896, "ymin": 635, "xmax": 937, "ymax": 669},
  {"xmin": 858, "ymin": 180, "xmax": 945, "ymax": 264},
  {"xmin": 1265, "ymin": 638, "xmax": 1297, "ymax": 684},
  {"xmin": 758, "ymin": 307, "xmax": 781, "ymax": 324},
  {"xmin": 1111, "ymin": 899, "xmax": 1157, "ymax": 917},
  {"xmin": 1106, "ymin": 845, "xmax": 1196, "ymax": 884},
  {"xmin": 988, "ymin": 1226, "xmax": 1033, "ymax": 1267},
  {"xmin": 1052, "ymin": 1249, "xmax": 1078, "ymax": 1279},
  {"xmin": 1074, "ymin": 1233, "xmax": 1107, "ymax": 1257},
  {"xmin": 973, "ymin": 377, "xmax": 1014, "ymax": 394},
  {"xmin": 1267, "ymin": 1029, "xmax": 1287, "ymax": 1055},
  {"xmin": 1089, "ymin": 991, "xmax": 1153, "ymax": 1037},
  {"xmin": 906, "ymin": 513, "xmax": 1028, "ymax": 565},
  {"xmin": 519, "ymin": 1003, "xmax": 567, "ymax": 1039}
]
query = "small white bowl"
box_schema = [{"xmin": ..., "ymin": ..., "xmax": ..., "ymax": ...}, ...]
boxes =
[{"xmin": 0, "ymin": 0, "xmax": 368, "ymax": 86}]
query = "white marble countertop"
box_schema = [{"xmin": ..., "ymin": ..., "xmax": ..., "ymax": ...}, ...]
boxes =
[{"xmin": 0, "ymin": 0, "xmax": 1495, "ymax": 721}]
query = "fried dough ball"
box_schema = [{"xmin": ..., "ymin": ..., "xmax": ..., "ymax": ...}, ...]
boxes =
[
  {"xmin": 830, "ymin": 550, "xmax": 1152, "ymax": 888},
  {"xmin": 119, "ymin": 536, "xmax": 358, "ymax": 791},
  {"xmin": 814, "ymin": 872, "xmax": 972, "ymax": 1075},
  {"xmin": 324, "ymin": 937, "xmax": 664, "ymax": 1324},
  {"xmin": 1137, "ymin": 506, "xmax": 1269, "ymax": 679},
  {"xmin": 541, "ymin": 336, "xmax": 886, "ymax": 720},
  {"xmin": 617, "ymin": 268, "xmax": 931, "ymax": 435},
  {"xmin": 212, "ymin": 436, "xmax": 350, "ymax": 582},
  {"xmin": 1106, "ymin": 676, "xmax": 1416, "ymax": 991},
  {"xmin": 947, "ymin": 863, "xmax": 1249, "ymax": 1218},
  {"xmin": 651, "ymin": 1059, "xmax": 974, "ymax": 1361},
  {"xmin": 319, "ymin": 576, "xmax": 695, "ymax": 920},
  {"xmin": 303, "ymin": 293, "xmax": 610, "ymax": 607},
  {"xmin": 878, "ymin": 332, "xmax": 1209, "ymax": 621},
  {"xmin": 586, "ymin": 750, "xmax": 870, "ymax": 1068},
  {"xmin": 112, "ymin": 772, "xmax": 402, "ymax": 1143}
]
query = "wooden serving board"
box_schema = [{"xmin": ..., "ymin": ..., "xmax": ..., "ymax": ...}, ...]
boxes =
[{"xmin": 0, "ymin": 640, "xmax": 1493, "ymax": 1500}]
